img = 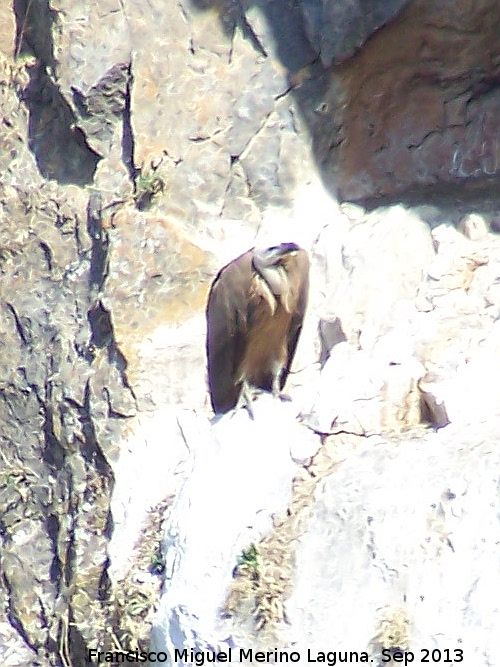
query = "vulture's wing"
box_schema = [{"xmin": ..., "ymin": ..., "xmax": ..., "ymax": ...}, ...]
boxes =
[
  {"xmin": 206, "ymin": 250, "xmax": 253, "ymax": 413},
  {"xmin": 280, "ymin": 249, "xmax": 310, "ymax": 389}
]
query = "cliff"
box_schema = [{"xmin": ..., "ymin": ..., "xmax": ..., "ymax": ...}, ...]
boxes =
[{"xmin": 1, "ymin": 1, "xmax": 500, "ymax": 665}]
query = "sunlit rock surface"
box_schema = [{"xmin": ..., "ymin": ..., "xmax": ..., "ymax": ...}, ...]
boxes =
[
  {"xmin": 151, "ymin": 201, "xmax": 500, "ymax": 663},
  {"xmin": 150, "ymin": 398, "xmax": 321, "ymax": 664},
  {"xmin": 287, "ymin": 424, "xmax": 500, "ymax": 666}
]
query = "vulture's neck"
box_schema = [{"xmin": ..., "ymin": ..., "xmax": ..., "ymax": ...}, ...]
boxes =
[
  {"xmin": 253, "ymin": 256, "xmax": 292, "ymax": 313},
  {"xmin": 257, "ymin": 265, "xmax": 287, "ymax": 296},
  {"xmin": 252, "ymin": 252, "xmax": 287, "ymax": 293}
]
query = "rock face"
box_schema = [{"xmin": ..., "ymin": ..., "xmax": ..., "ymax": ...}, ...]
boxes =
[
  {"xmin": 150, "ymin": 399, "xmax": 321, "ymax": 663},
  {"xmin": 151, "ymin": 201, "xmax": 500, "ymax": 665},
  {"xmin": 287, "ymin": 426, "xmax": 500, "ymax": 666},
  {"xmin": 299, "ymin": 0, "xmax": 411, "ymax": 66},
  {"xmin": 0, "ymin": 62, "xmax": 131, "ymax": 663},
  {"xmin": 308, "ymin": 203, "xmax": 500, "ymax": 434},
  {"xmin": 153, "ymin": 419, "xmax": 500, "ymax": 666},
  {"xmin": 326, "ymin": 0, "xmax": 500, "ymax": 200},
  {"xmin": 1, "ymin": 0, "xmax": 500, "ymax": 665}
]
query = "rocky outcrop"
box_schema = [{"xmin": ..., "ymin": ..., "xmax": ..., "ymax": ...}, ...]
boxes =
[
  {"xmin": 299, "ymin": 0, "xmax": 411, "ymax": 66},
  {"xmin": 0, "ymin": 52, "xmax": 134, "ymax": 661},
  {"xmin": 326, "ymin": 0, "xmax": 500, "ymax": 200},
  {"xmin": 151, "ymin": 416, "xmax": 500, "ymax": 666},
  {"xmin": 308, "ymin": 203, "xmax": 500, "ymax": 434},
  {"xmin": 150, "ymin": 399, "xmax": 321, "ymax": 661},
  {"xmin": 151, "ymin": 198, "xmax": 500, "ymax": 664},
  {"xmin": 287, "ymin": 424, "xmax": 500, "ymax": 666}
]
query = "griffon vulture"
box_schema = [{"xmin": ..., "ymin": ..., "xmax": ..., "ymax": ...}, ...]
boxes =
[{"xmin": 206, "ymin": 242, "xmax": 309, "ymax": 415}]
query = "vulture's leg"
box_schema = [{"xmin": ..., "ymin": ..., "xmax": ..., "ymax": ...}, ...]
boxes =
[
  {"xmin": 271, "ymin": 369, "xmax": 281, "ymax": 399},
  {"xmin": 241, "ymin": 380, "xmax": 255, "ymax": 420},
  {"xmin": 272, "ymin": 366, "xmax": 292, "ymax": 403}
]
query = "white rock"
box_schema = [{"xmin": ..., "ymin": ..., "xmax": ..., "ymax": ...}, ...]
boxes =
[
  {"xmin": 286, "ymin": 426, "xmax": 500, "ymax": 666},
  {"xmin": 306, "ymin": 343, "xmax": 424, "ymax": 435},
  {"xmin": 458, "ymin": 212, "xmax": 489, "ymax": 240},
  {"xmin": 150, "ymin": 396, "xmax": 320, "ymax": 662},
  {"xmin": 320, "ymin": 205, "xmax": 434, "ymax": 350},
  {"xmin": 107, "ymin": 407, "xmax": 191, "ymax": 581}
]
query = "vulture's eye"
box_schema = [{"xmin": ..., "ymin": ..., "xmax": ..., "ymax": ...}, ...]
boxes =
[{"xmin": 266, "ymin": 245, "xmax": 283, "ymax": 260}]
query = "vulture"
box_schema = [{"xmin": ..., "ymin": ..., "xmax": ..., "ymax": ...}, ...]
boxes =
[{"xmin": 206, "ymin": 242, "xmax": 309, "ymax": 415}]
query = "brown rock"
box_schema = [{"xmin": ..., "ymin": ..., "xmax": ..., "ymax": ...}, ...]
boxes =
[
  {"xmin": 0, "ymin": 3, "xmax": 15, "ymax": 55},
  {"xmin": 322, "ymin": 0, "xmax": 500, "ymax": 201},
  {"xmin": 458, "ymin": 213, "xmax": 489, "ymax": 240},
  {"xmin": 418, "ymin": 373, "xmax": 451, "ymax": 429}
]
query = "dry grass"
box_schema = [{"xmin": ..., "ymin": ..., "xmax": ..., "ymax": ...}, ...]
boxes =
[
  {"xmin": 374, "ymin": 606, "xmax": 411, "ymax": 650},
  {"xmin": 222, "ymin": 432, "xmax": 362, "ymax": 641},
  {"xmin": 110, "ymin": 495, "xmax": 173, "ymax": 653}
]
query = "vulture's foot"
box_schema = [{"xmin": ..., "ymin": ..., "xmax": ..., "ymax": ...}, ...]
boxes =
[
  {"xmin": 271, "ymin": 374, "xmax": 292, "ymax": 404},
  {"xmin": 241, "ymin": 381, "xmax": 256, "ymax": 420}
]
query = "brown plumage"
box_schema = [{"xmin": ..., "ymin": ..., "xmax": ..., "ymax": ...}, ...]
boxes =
[{"xmin": 206, "ymin": 242, "xmax": 309, "ymax": 415}]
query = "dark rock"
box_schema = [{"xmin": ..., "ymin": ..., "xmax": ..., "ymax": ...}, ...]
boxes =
[
  {"xmin": 322, "ymin": 0, "xmax": 500, "ymax": 201},
  {"xmin": 319, "ymin": 317, "xmax": 347, "ymax": 366},
  {"xmin": 24, "ymin": 64, "xmax": 101, "ymax": 185},
  {"xmin": 0, "ymin": 49, "xmax": 132, "ymax": 664},
  {"xmin": 299, "ymin": 0, "xmax": 411, "ymax": 66},
  {"xmin": 419, "ymin": 374, "xmax": 451, "ymax": 430}
]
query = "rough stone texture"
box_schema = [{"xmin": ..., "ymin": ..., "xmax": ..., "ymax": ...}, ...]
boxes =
[
  {"xmin": 44, "ymin": 0, "xmax": 321, "ymax": 226},
  {"xmin": 151, "ymin": 196, "xmax": 500, "ymax": 664},
  {"xmin": 0, "ymin": 4, "xmax": 14, "ymax": 55},
  {"xmin": 308, "ymin": 203, "xmax": 500, "ymax": 435},
  {"xmin": 150, "ymin": 398, "xmax": 321, "ymax": 663},
  {"xmin": 299, "ymin": 0, "xmax": 411, "ymax": 66},
  {"xmin": 2, "ymin": 0, "xmax": 500, "ymax": 665},
  {"xmin": 287, "ymin": 426, "xmax": 500, "ymax": 666},
  {"xmin": 326, "ymin": 0, "xmax": 500, "ymax": 200},
  {"xmin": 152, "ymin": 400, "xmax": 500, "ymax": 667},
  {"xmin": 0, "ymin": 54, "xmax": 132, "ymax": 665}
]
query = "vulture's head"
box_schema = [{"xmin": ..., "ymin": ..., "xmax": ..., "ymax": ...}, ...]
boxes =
[{"xmin": 252, "ymin": 242, "xmax": 302, "ymax": 296}]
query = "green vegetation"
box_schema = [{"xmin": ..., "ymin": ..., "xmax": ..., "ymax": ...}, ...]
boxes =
[
  {"xmin": 235, "ymin": 543, "xmax": 262, "ymax": 579},
  {"xmin": 134, "ymin": 170, "xmax": 165, "ymax": 210}
]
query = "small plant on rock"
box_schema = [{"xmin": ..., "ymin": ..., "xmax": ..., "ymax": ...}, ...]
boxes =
[
  {"xmin": 235, "ymin": 543, "xmax": 262, "ymax": 580},
  {"xmin": 134, "ymin": 168, "xmax": 164, "ymax": 210}
]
